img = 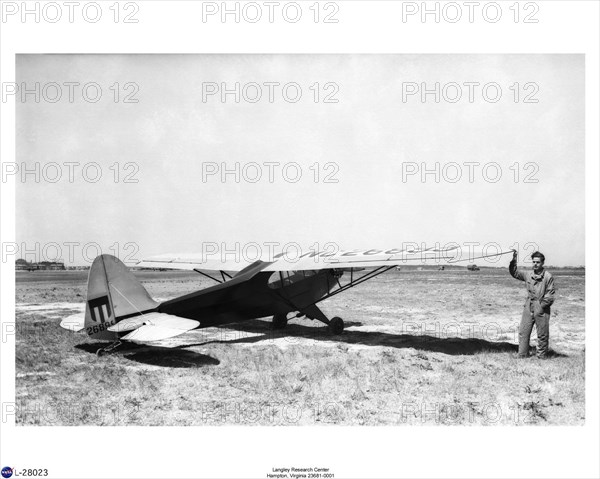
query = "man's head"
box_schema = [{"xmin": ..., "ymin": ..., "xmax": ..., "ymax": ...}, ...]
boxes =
[{"xmin": 531, "ymin": 251, "xmax": 545, "ymax": 273}]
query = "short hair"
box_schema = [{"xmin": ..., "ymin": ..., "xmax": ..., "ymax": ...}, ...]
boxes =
[{"xmin": 531, "ymin": 251, "xmax": 545, "ymax": 262}]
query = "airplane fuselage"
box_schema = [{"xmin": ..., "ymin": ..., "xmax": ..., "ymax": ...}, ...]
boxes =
[{"xmin": 157, "ymin": 269, "xmax": 339, "ymax": 327}]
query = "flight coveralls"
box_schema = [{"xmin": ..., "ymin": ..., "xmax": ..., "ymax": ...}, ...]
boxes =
[{"xmin": 509, "ymin": 259, "xmax": 556, "ymax": 358}]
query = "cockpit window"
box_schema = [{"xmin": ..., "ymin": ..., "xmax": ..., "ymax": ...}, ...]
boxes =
[{"xmin": 268, "ymin": 270, "xmax": 318, "ymax": 289}]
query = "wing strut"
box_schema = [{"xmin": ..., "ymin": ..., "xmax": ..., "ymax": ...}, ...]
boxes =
[
  {"xmin": 318, "ymin": 265, "xmax": 397, "ymax": 304},
  {"xmin": 193, "ymin": 269, "xmax": 233, "ymax": 284},
  {"xmin": 221, "ymin": 271, "xmax": 232, "ymax": 282},
  {"xmin": 289, "ymin": 265, "xmax": 398, "ymax": 318},
  {"xmin": 193, "ymin": 269, "xmax": 223, "ymax": 284}
]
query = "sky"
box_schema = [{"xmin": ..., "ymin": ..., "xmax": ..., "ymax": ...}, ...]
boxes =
[{"xmin": 15, "ymin": 54, "xmax": 584, "ymax": 266}]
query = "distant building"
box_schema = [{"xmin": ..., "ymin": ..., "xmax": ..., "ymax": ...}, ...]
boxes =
[
  {"xmin": 38, "ymin": 261, "xmax": 66, "ymax": 270},
  {"xmin": 467, "ymin": 264, "xmax": 480, "ymax": 271},
  {"xmin": 15, "ymin": 259, "xmax": 65, "ymax": 271},
  {"xmin": 15, "ymin": 259, "xmax": 29, "ymax": 270}
]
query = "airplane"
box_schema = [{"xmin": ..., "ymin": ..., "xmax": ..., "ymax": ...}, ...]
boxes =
[{"xmin": 60, "ymin": 246, "xmax": 513, "ymax": 355}]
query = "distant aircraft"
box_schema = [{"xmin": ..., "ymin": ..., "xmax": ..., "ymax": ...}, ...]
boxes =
[{"xmin": 60, "ymin": 247, "xmax": 512, "ymax": 355}]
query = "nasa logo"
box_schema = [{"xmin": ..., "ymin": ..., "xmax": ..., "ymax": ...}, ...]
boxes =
[{"xmin": 1, "ymin": 467, "xmax": 13, "ymax": 478}]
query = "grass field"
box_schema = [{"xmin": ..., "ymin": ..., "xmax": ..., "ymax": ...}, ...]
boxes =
[{"xmin": 15, "ymin": 267, "xmax": 585, "ymax": 425}]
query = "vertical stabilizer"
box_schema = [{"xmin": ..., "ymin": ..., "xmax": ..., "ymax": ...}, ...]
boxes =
[{"xmin": 84, "ymin": 255, "xmax": 158, "ymax": 339}]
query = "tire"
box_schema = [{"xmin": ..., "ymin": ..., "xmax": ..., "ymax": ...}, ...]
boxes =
[
  {"xmin": 272, "ymin": 313, "xmax": 288, "ymax": 330},
  {"xmin": 329, "ymin": 317, "xmax": 344, "ymax": 335}
]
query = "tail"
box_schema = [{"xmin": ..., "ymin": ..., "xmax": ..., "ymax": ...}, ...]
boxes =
[{"xmin": 84, "ymin": 254, "xmax": 158, "ymax": 339}]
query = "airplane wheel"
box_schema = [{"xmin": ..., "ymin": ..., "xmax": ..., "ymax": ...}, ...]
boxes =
[
  {"xmin": 96, "ymin": 348, "xmax": 105, "ymax": 357},
  {"xmin": 329, "ymin": 317, "xmax": 344, "ymax": 335},
  {"xmin": 272, "ymin": 313, "xmax": 288, "ymax": 330}
]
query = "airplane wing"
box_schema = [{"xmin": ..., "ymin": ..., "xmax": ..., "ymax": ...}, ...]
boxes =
[
  {"xmin": 137, "ymin": 247, "xmax": 514, "ymax": 273},
  {"xmin": 135, "ymin": 253, "xmax": 251, "ymax": 272}
]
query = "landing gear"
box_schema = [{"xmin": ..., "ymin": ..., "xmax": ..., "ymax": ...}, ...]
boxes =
[
  {"xmin": 328, "ymin": 317, "xmax": 345, "ymax": 335},
  {"xmin": 96, "ymin": 340, "xmax": 122, "ymax": 356},
  {"xmin": 272, "ymin": 313, "xmax": 288, "ymax": 330},
  {"xmin": 300, "ymin": 305, "xmax": 345, "ymax": 335}
]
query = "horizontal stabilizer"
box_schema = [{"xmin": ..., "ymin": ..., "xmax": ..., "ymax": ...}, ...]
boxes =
[
  {"xmin": 115, "ymin": 312, "xmax": 200, "ymax": 342},
  {"xmin": 108, "ymin": 315, "xmax": 148, "ymax": 332},
  {"xmin": 60, "ymin": 313, "xmax": 85, "ymax": 332}
]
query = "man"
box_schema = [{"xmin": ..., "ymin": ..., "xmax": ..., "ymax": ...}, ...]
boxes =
[{"xmin": 509, "ymin": 250, "xmax": 556, "ymax": 358}]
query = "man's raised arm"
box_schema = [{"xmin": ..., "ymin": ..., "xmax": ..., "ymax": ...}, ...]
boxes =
[{"xmin": 509, "ymin": 249, "xmax": 526, "ymax": 281}]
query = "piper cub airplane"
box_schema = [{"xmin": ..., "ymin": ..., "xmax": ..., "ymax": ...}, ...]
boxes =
[{"xmin": 60, "ymin": 246, "xmax": 512, "ymax": 354}]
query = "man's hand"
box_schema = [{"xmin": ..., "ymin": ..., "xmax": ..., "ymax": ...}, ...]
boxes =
[
  {"xmin": 533, "ymin": 300, "xmax": 543, "ymax": 316},
  {"xmin": 512, "ymin": 249, "xmax": 518, "ymax": 261}
]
